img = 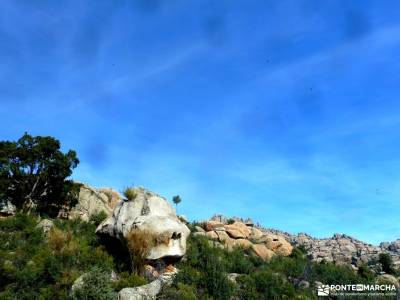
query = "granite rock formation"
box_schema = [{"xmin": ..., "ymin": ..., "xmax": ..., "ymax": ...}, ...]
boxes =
[{"xmin": 96, "ymin": 187, "xmax": 190, "ymax": 262}]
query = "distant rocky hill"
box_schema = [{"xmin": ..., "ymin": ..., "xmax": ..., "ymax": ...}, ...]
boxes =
[{"xmin": 210, "ymin": 214, "xmax": 400, "ymax": 272}]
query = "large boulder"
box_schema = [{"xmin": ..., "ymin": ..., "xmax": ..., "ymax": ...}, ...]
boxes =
[
  {"xmin": 235, "ymin": 238, "xmax": 253, "ymax": 249},
  {"xmin": 252, "ymin": 244, "xmax": 275, "ymax": 261},
  {"xmin": 215, "ymin": 230, "xmax": 236, "ymax": 249},
  {"xmin": 205, "ymin": 231, "xmax": 219, "ymax": 239},
  {"xmin": 96, "ymin": 187, "xmax": 190, "ymax": 261},
  {"xmin": 249, "ymin": 227, "xmax": 263, "ymax": 241},
  {"xmin": 225, "ymin": 222, "xmax": 251, "ymax": 238},
  {"xmin": 262, "ymin": 234, "xmax": 293, "ymax": 256},
  {"xmin": 203, "ymin": 220, "xmax": 225, "ymax": 231},
  {"xmin": 67, "ymin": 185, "xmax": 121, "ymax": 221}
]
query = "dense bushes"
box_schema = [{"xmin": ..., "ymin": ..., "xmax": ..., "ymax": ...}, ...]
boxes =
[
  {"xmin": 111, "ymin": 272, "xmax": 146, "ymax": 292},
  {"xmin": 71, "ymin": 267, "xmax": 116, "ymax": 300},
  {"xmin": 165, "ymin": 234, "xmax": 235, "ymax": 299},
  {"xmin": 379, "ymin": 253, "xmax": 398, "ymax": 275},
  {"xmin": 162, "ymin": 232, "xmax": 379, "ymax": 300},
  {"xmin": 0, "ymin": 214, "xmax": 131, "ymax": 299},
  {"xmin": 89, "ymin": 210, "xmax": 108, "ymax": 227}
]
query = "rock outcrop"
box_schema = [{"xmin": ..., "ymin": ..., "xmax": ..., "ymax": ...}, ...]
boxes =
[
  {"xmin": 96, "ymin": 187, "xmax": 190, "ymax": 262},
  {"xmin": 203, "ymin": 215, "xmax": 400, "ymax": 269},
  {"xmin": 66, "ymin": 185, "xmax": 121, "ymax": 221},
  {"xmin": 289, "ymin": 233, "xmax": 400, "ymax": 269},
  {"xmin": 381, "ymin": 239, "xmax": 400, "ymax": 258},
  {"xmin": 194, "ymin": 217, "xmax": 293, "ymax": 261}
]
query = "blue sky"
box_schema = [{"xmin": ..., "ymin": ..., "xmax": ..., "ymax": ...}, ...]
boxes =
[{"xmin": 1, "ymin": 1, "xmax": 400, "ymax": 244}]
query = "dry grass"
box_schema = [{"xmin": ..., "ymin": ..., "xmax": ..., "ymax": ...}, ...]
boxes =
[
  {"xmin": 123, "ymin": 187, "xmax": 137, "ymax": 201},
  {"xmin": 126, "ymin": 229, "xmax": 156, "ymax": 274},
  {"xmin": 48, "ymin": 227, "xmax": 78, "ymax": 254}
]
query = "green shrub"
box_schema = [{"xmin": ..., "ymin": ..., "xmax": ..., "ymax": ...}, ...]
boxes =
[
  {"xmin": 227, "ymin": 218, "xmax": 235, "ymax": 225},
  {"xmin": 112, "ymin": 271, "xmax": 146, "ymax": 292},
  {"xmin": 175, "ymin": 234, "xmax": 235, "ymax": 299},
  {"xmin": 357, "ymin": 264, "xmax": 375, "ymax": 281},
  {"xmin": 237, "ymin": 271, "xmax": 296, "ymax": 300},
  {"xmin": 268, "ymin": 253, "xmax": 308, "ymax": 279},
  {"xmin": 224, "ymin": 247, "xmax": 254, "ymax": 274},
  {"xmin": 310, "ymin": 261, "xmax": 366, "ymax": 285},
  {"xmin": 253, "ymin": 270, "xmax": 295, "ymax": 299},
  {"xmin": 0, "ymin": 214, "xmax": 116, "ymax": 299},
  {"xmin": 72, "ymin": 267, "xmax": 116, "ymax": 300},
  {"xmin": 161, "ymin": 283, "xmax": 198, "ymax": 300},
  {"xmin": 174, "ymin": 265, "xmax": 202, "ymax": 286},
  {"xmin": 379, "ymin": 253, "xmax": 396, "ymax": 275},
  {"xmin": 89, "ymin": 210, "xmax": 108, "ymax": 226}
]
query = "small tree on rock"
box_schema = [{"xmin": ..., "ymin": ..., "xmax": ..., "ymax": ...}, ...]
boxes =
[{"xmin": 172, "ymin": 195, "xmax": 182, "ymax": 213}]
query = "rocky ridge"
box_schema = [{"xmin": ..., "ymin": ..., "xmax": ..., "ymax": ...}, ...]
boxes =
[
  {"xmin": 209, "ymin": 214, "xmax": 400, "ymax": 271},
  {"xmin": 194, "ymin": 215, "xmax": 293, "ymax": 261}
]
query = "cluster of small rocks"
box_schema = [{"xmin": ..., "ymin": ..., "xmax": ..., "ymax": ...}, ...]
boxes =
[{"xmin": 194, "ymin": 216, "xmax": 293, "ymax": 261}]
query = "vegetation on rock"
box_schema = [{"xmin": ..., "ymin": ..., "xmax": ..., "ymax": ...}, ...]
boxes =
[
  {"xmin": 122, "ymin": 187, "xmax": 137, "ymax": 201},
  {"xmin": 126, "ymin": 229, "xmax": 156, "ymax": 274},
  {"xmin": 172, "ymin": 195, "xmax": 182, "ymax": 211}
]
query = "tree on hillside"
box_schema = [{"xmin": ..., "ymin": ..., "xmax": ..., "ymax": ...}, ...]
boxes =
[
  {"xmin": 379, "ymin": 253, "xmax": 396, "ymax": 275},
  {"xmin": 172, "ymin": 195, "xmax": 181, "ymax": 212},
  {"xmin": 0, "ymin": 133, "xmax": 80, "ymax": 214}
]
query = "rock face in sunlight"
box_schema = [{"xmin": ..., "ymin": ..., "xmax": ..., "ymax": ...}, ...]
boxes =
[
  {"xmin": 96, "ymin": 187, "xmax": 190, "ymax": 261},
  {"xmin": 194, "ymin": 216, "xmax": 293, "ymax": 261},
  {"xmin": 200, "ymin": 214, "xmax": 400, "ymax": 269},
  {"xmin": 65, "ymin": 184, "xmax": 121, "ymax": 221},
  {"xmin": 291, "ymin": 233, "xmax": 400, "ymax": 269}
]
